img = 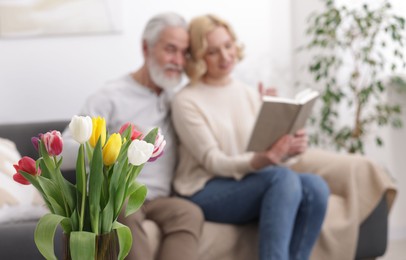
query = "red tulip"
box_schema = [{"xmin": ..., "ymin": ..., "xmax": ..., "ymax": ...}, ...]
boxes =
[
  {"xmin": 119, "ymin": 122, "xmax": 143, "ymax": 140},
  {"xmin": 13, "ymin": 156, "xmax": 41, "ymax": 185},
  {"xmin": 42, "ymin": 130, "xmax": 63, "ymax": 156}
]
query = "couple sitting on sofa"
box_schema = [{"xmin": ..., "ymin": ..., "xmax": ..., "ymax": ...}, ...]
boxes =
[{"xmin": 61, "ymin": 12, "xmax": 396, "ymax": 260}]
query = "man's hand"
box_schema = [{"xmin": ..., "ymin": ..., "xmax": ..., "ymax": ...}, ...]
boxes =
[{"xmin": 288, "ymin": 129, "xmax": 308, "ymax": 156}]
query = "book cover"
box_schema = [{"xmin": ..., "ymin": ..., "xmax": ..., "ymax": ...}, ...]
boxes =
[{"xmin": 246, "ymin": 89, "xmax": 319, "ymax": 152}]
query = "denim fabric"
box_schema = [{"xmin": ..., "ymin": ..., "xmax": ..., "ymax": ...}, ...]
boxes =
[{"xmin": 187, "ymin": 166, "xmax": 329, "ymax": 260}]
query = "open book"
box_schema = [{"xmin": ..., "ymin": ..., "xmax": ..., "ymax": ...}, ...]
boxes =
[{"xmin": 246, "ymin": 88, "xmax": 319, "ymax": 152}]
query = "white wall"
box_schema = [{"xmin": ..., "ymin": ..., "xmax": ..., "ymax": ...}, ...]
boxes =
[
  {"xmin": 386, "ymin": 0, "xmax": 406, "ymax": 240},
  {"xmin": 0, "ymin": 0, "xmax": 276, "ymax": 123}
]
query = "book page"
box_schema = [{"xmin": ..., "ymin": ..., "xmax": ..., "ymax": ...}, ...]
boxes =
[
  {"xmin": 289, "ymin": 95, "xmax": 318, "ymax": 134},
  {"xmin": 247, "ymin": 101, "xmax": 300, "ymax": 152},
  {"xmin": 294, "ymin": 88, "xmax": 319, "ymax": 104},
  {"xmin": 247, "ymin": 88, "xmax": 319, "ymax": 152}
]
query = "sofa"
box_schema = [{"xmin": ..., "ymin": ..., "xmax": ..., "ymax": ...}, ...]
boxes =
[{"xmin": 0, "ymin": 120, "xmax": 389, "ymax": 260}]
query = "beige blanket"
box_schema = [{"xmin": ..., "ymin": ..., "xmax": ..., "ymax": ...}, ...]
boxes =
[{"xmin": 290, "ymin": 149, "xmax": 397, "ymax": 260}]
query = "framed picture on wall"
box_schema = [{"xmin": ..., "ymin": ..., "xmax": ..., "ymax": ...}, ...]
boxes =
[{"xmin": 0, "ymin": 0, "xmax": 122, "ymax": 38}]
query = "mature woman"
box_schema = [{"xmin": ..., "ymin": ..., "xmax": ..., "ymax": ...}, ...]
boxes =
[
  {"xmin": 171, "ymin": 14, "xmax": 330, "ymax": 260},
  {"xmin": 172, "ymin": 14, "xmax": 397, "ymax": 260}
]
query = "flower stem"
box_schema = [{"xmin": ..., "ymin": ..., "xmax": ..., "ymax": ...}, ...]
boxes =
[{"xmin": 79, "ymin": 144, "xmax": 86, "ymax": 231}]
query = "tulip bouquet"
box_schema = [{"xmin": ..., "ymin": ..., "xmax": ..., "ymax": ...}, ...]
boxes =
[{"xmin": 13, "ymin": 116, "xmax": 165, "ymax": 260}]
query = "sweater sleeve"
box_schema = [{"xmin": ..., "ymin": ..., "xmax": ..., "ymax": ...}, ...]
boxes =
[{"xmin": 172, "ymin": 94, "xmax": 255, "ymax": 180}]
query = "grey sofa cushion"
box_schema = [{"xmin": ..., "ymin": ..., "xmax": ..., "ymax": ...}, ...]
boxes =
[
  {"xmin": 0, "ymin": 120, "xmax": 69, "ymax": 159},
  {"xmin": 0, "ymin": 120, "xmax": 76, "ymax": 184},
  {"xmin": 0, "ymin": 220, "xmax": 63, "ymax": 259}
]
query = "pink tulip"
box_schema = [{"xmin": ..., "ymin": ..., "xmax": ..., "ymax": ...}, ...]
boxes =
[
  {"xmin": 42, "ymin": 130, "xmax": 63, "ymax": 156},
  {"xmin": 148, "ymin": 133, "xmax": 166, "ymax": 162},
  {"xmin": 31, "ymin": 134, "xmax": 43, "ymax": 152},
  {"xmin": 119, "ymin": 122, "xmax": 143, "ymax": 141},
  {"xmin": 13, "ymin": 156, "xmax": 41, "ymax": 185}
]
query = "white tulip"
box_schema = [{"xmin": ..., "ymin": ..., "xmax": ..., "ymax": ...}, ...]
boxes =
[
  {"xmin": 128, "ymin": 139, "xmax": 154, "ymax": 166},
  {"xmin": 69, "ymin": 115, "xmax": 93, "ymax": 144}
]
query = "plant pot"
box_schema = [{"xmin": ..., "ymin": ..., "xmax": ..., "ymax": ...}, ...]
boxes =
[{"xmin": 63, "ymin": 230, "xmax": 119, "ymax": 260}]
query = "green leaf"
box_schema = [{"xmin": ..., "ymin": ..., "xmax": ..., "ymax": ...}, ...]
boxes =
[
  {"xmin": 39, "ymin": 141, "xmax": 57, "ymax": 180},
  {"xmin": 56, "ymin": 157, "xmax": 63, "ymax": 169},
  {"xmin": 120, "ymin": 125, "xmax": 133, "ymax": 142},
  {"xmin": 47, "ymin": 196, "xmax": 67, "ymax": 217},
  {"xmin": 38, "ymin": 158, "xmax": 52, "ymax": 180},
  {"xmin": 34, "ymin": 213, "xmax": 68, "ymax": 260},
  {"xmin": 376, "ymin": 137, "xmax": 383, "ymax": 146},
  {"xmin": 21, "ymin": 173, "xmax": 53, "ymax": 211},
  {"xmin": 66, "ymin": 209, "xmax": 77, "ymax": 234},
  {"xmin": 89, "ymin": 138, "xmax": 104, "ymax": 234},
  {"xmin": 125, "ymin": 181, "xmax": 147, "ymax": 217},
  {"xmin": 143, "ymin": 128, "xmax": 158, "ymax": 145},
  {"xmin": 113, "ymin": 222, "xmax": 132, "ymax": 260},
  {"xmin": 70, "ymin": 231, "xmax": 96, "ymax": 260},
  {"xmin": 101, "ymin": 199, "xmax": 115, "ymax": 234},
  {"xmin": 55, "ymin": 168, "xmax": 76, "ymax": 216},
  {"xmin": 109, "ymin": 159, "xmax": 129, "ymax": 218},
  {"xmin": 37, "ymin": 176, "xmax": 66, "ymax": 216}
]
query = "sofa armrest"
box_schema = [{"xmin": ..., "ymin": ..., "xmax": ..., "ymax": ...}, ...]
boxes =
[{"xmin": 355, "ymin": 195, "xmax": 388, "ymax": 259}]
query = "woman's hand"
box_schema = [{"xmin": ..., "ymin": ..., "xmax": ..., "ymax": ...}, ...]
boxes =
[
  {"xmin": 288, "ymin": 129, "xmax": 308, "ymax": 156},
  {"xmin": 251, "ymin": 135, "xmax": 292, "ymax": 170},
  {"xmin": 258, "ymin": 82, "xmax": 278, "ymax": 97}
]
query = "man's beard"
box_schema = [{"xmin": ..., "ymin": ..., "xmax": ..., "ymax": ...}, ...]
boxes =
[{"xmin": 147, "ymin": 57, "xmax": 183, "ymax": 91}]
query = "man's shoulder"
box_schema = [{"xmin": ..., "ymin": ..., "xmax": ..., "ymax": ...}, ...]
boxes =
[
  {"xmin": 103, "ymin": 74, "xmax": 133, "ymax": 91},
  {"xmin": 90, "ymin": 75, "xmax": 138, "ymax": 98}
]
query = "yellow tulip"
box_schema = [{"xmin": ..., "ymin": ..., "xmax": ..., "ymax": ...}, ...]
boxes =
[
  {"xmin": 89, "ymin": 117, "xmax": 106, "ymax": 148},
  {"xmin": 102, "ymin": 133, "xmax": 122, "ymax": 166}
]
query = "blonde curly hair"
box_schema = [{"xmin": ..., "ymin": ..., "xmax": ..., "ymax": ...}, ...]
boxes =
[{"xmin": 186, "ymin": 14, "xmax": 244, "ymax": 83}]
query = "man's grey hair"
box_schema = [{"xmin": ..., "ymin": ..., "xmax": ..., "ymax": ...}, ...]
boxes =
[{"xmin": 142, "ymin": 12, "xmax": 187, "ymax": 47}]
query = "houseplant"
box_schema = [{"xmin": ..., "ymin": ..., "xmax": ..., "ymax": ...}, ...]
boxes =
[
  {"xmin": 300, "ymin": 0, "xmax": 406, "ymax": 153},
  {"xmin": 12, "ymin": 116, "xmax": 164, "ymax": 259}
]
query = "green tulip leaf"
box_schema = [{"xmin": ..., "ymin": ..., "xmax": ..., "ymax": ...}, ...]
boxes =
[
  {"xmin": 111, "ymin": 159, "xmax": 128, "ymax": 217},
  {"xmin": 39, "ymin": 141, "xmax": 57, "ymax": 179},
  {"xmin": 113, "ymin": 221, "xmax": 133, "ymax": 260},
  {"xmin": 125, "ymin": 181, "xmax": 147, "ymax": 217},
  {"xmin": 89, "ymin": 138, "xmax": 104, "ymax": 233},
  {"xmin": 34, "ymin": 213, "xmax": 68, "ymax": 260},
  {"xmin": 37, "ymin": 176, "xmax": 66, "ymax": 216},
  {"xmin": 101, "ymin": 199, "xmax": 114, "ymax": 234},
  {"xmin": 48, "ymin": 196, "xmax": 67, "ymax": 218},
  {"xmin": 143, "ymin": 128, "xmax": 158, "ymax": 145}
]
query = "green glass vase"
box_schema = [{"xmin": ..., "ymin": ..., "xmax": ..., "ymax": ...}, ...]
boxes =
[{"xmin": 63, "ymin": 230, "xmax": 119, "ymax": 260}]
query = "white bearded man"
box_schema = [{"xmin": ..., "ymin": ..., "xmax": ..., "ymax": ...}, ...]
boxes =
[{"xmin": 61, "ymin": 13, "xmax": 204, "ymax": 260}]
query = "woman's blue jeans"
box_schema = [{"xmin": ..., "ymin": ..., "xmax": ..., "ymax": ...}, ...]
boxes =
[{"xmin": 187, "ymin": 166, "xmax": 329, "ymax": 260}]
